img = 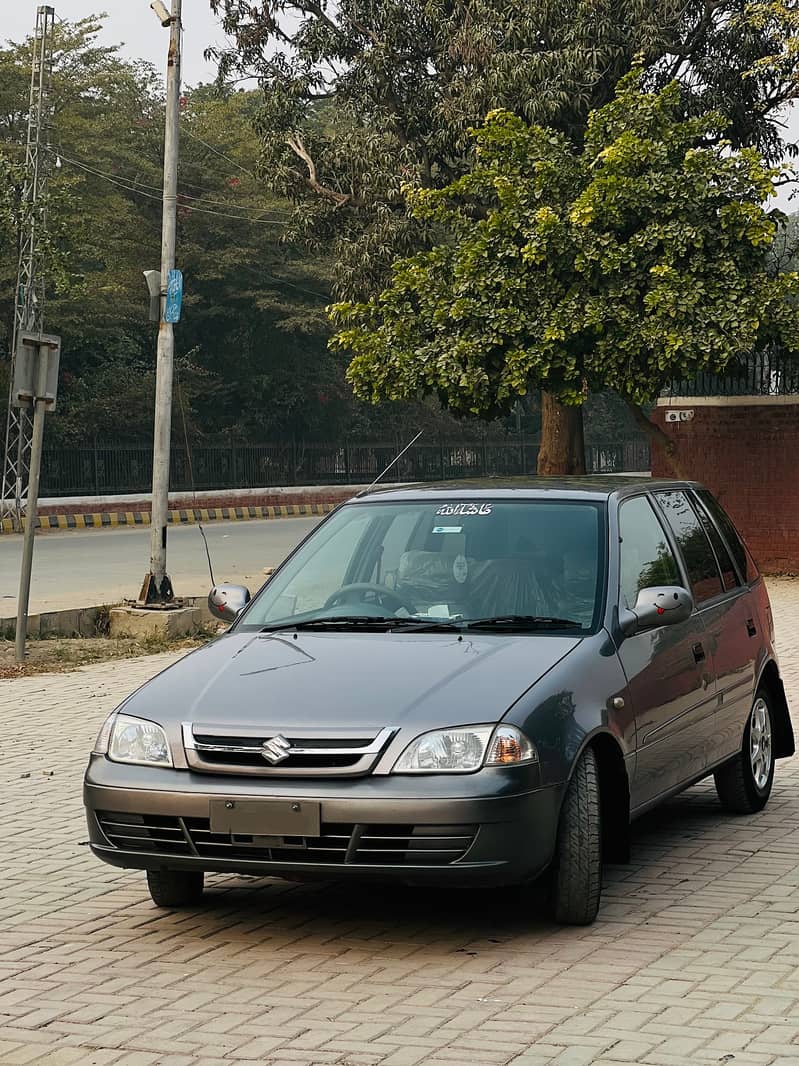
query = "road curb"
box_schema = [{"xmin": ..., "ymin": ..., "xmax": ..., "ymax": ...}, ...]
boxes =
[
  {"xmin": 0, "ymin": 595, "xmax": 220, "ymax": 639},
  {"xmin": 1, "ymin": 501, "xmax": 337, "ymax": 534}
]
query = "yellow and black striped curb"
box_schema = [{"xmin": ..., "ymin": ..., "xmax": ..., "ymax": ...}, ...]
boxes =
[{"xmin": 0, "ymin": 502, "xmax": 337, "ymax": 534}]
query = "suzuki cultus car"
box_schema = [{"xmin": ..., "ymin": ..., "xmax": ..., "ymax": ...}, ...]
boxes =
[{"xmin": 84, "ymin": 478, "xmax": 793, "ymax": 924}]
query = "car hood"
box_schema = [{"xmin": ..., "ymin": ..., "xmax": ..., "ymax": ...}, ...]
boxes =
[{"xmin": 123, "ymin": 630, "xmax": 582, "ymax": 732}]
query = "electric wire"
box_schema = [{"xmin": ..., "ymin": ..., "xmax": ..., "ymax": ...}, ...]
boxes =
[
  {"xmin": 181, "ymin": 125, "xmax": 256, "ymax": 178},
  {"xmin": 54, "ymin": 151, "xmax": 289, "ymax": 224},
  {"xmin": 11, "ymin": 143, "xmax": 329, "ymax": 299},
  {"xmin": 42, "ymin": 144, "xmax": 290, "ymax": 212}
]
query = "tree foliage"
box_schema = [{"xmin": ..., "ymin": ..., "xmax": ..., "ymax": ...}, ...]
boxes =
[
  {"xmin": 210, "ymin": 0, "xmax": 799, "ymax": 301},
  {"xmin": 330, "ymin": 76, "xmax": 799, "ymax": 421},
  {"xmin": 211, "ymin": 0, "xmax": 799, "ymax": 472},
  {"xmin": 0, "ymin": 16, "xmax": 354, "ymax": 445},
  {"xmin": 0, "ymin": 14, "xmax": 526, "ymax": 450}
]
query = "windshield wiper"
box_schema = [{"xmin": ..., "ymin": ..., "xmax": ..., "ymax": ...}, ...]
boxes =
[
  {"xmin": 260, "ymin": 615, "xmax": 397, "ymax": 632},
  {"xmin": 260, "ymin": 616, "xmax": 464, "ymax": 634},
  {"xmin": 462, "ymin": 615, "xmax": 584, "ymax": 631},
  {"xmin": 387, "ymin": 619, "xmax": 463, "ymax": 632}
]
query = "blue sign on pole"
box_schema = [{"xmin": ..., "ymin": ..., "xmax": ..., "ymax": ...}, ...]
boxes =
[{"xmin": 164, "ymin": 269, "xmax": 183, "ymax": 323}]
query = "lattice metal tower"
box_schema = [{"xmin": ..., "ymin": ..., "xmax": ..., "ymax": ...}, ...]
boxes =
[{"xmin": 1, "ymin": 6, "xmax": 56, "ymax": 528}]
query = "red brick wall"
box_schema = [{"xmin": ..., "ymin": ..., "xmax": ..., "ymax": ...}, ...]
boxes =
[{"xmin": 651, "ymin": 401, "xmax": 799, "ymax": 573}]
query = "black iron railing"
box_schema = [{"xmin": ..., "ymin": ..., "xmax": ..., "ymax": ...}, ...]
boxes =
[
  {"xmin": 668, "ymin": 344, "xmax": 799, "ymax": 397},
  {"xmin": 39, "ymin": 437, "xmax": 650, "ymax": 498}
]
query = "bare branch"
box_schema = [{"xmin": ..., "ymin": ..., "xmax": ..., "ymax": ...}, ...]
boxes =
[{"xmin": 286, "ymin": 133, "xmax": 354, "ymax": 207}]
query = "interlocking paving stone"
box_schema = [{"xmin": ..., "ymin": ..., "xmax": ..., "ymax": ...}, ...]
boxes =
[{"xmin": 1, "ymin": 579, "xmax": 798, "ymax": 1065}]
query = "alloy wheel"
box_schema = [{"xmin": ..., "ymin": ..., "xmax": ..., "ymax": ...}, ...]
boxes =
[{"xmin": 749, "ymin": 697, "xmax": 772, "ymax": 790}]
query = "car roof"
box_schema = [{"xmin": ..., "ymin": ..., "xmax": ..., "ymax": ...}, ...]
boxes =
[{"xmin": 352, "ymin": 476, "xmax": 702, "ymax": 504}]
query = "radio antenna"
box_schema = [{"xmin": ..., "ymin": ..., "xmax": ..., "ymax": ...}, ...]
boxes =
[{"xmin": 360, "ymin": 430, "xmax": 423, "ymax": 495}]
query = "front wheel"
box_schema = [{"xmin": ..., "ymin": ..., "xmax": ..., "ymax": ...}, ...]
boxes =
[
  {"xmin": 550, "ymin": 746, "xmax": 602, "ymax": 925},
  {"xmin": 714, "ymin": 690, "xmax": 775, "ymax": 814},
  {"xmin": 146, "ymin": 868, "xmax": 204, "ymax": 908}
]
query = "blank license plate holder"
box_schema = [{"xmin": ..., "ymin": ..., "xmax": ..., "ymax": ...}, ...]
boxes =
[{"xmin": 209, "ymin": 798, "xmax": 321, "ymax": 837}]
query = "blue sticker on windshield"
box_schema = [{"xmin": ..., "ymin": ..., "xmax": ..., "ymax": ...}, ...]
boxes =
[
  {"xmin": 435, "ymin": 503, "xmax": 492, "ymax": 516},
  {"xmin": 432, "ymin": 525, "xmax": 462, "ymax": 534}
]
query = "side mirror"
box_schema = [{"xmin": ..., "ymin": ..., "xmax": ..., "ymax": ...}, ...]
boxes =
[
  {"xmin": 208, "ymin": 584, "xmax": 251, "ymax": 623},
  {"xmin": 620, "ymin": 586, "xmax": 693, "ymax": 636}
]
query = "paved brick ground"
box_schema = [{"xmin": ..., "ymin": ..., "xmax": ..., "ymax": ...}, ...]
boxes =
[{"xmin": 1, "ymin": 580, "xmax": 798, "ymax": 1066}]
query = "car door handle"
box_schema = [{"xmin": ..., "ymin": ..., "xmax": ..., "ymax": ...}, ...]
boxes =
[
  {"xmin": 692, "ymin": 642, "xmax": 706, "ymax": 663},
  {"xmin": 746, "ymin": 618, "xmax": 757, "ymax": 637}
]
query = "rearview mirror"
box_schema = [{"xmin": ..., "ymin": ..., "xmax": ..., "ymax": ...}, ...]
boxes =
[
  {"xmin": 208, "ymin": 584, "xmax": 251, "ymax": 623},
  {"xmin": 620, "ymin": 586, "xmax": 693, "ymax": 636}
]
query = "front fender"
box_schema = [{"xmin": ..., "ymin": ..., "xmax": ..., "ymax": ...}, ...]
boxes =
[{"xmin": 501, "ymin": 629, "xmax": 634, "ymax": 787}]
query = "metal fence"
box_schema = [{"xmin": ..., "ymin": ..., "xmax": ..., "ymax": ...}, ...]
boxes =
[
  {"xmin": 40, "ymin": 437, "xmax": 651, "ymax": 498},
  {"xmin": 668, "ymin": 345, "xmax": 799, "ymax": 397}
]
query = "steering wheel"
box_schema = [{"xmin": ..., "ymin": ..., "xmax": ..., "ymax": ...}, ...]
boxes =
[{"xmin": 324, "ymin": 582, "xmax": 415, "ymax": 615}]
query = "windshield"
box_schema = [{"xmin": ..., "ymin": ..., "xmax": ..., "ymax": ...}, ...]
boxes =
[{"xmin": 239, "ymin": 499, "xmax": 605, "ymax": 632}]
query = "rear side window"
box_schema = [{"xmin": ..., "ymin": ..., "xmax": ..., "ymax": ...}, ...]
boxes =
[
  {"xmin": 654, "ymin": 490, "xmax": 723, "ymax": 604},
  {"xmin": 692, "ymin": 499, "xmax": 740, "ymax": 592},
  {"xmin": 696, "ymin": 489, "xmax": 759, "ymax": 583},
  {"xmin": 618, "ymin": 496, "xmax": 681, "ymax": 609}
]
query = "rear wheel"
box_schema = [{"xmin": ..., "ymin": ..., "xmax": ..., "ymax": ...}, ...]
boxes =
[
  {"xmin": 146, "ymin": 868, "xmax": 204, "ymax": 908},
  {"xmin": 550, "ymin": 746, "xmax": 602, "ymax": 925},
  {"xmin": 714, "ymin": 690, "xmax": 775, "ymax": 814}
]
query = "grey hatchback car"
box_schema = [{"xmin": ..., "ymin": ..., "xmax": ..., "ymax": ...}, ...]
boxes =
[{"xmin": 84, "ymin": 478, "xmax": 794, "ymax": 924}]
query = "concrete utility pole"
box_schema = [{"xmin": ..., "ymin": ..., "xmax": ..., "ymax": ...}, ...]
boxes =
[{"xmin": 139, "ymin": 0, "xmax": 182, "ymax": 605}]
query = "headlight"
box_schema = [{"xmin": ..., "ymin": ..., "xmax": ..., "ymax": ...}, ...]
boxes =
[
  {"xmin": 102, "ymin": 713, "xmax": 173, "ymax": 767},
  {"xmin": 392, "ymin": 724, "xmax": 537, "ymax": 773},
  {"xmin": 92, "ymin": 712, "xmax": 116, "ymax": 755}
]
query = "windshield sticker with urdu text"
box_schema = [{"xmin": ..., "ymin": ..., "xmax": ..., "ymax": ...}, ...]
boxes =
[{"xmin": 435, "ymin": 503, "xmax": 493, "ymax": 516}]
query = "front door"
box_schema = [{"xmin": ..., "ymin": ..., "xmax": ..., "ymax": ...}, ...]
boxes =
[{"xmin": 615, "ymin": 495, "xmax": 716, "ymax": 812}]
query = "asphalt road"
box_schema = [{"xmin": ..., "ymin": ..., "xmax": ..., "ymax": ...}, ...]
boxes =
[{"xmin": 0, "ymin": 517, "xmax": 319, "ymax": 616}]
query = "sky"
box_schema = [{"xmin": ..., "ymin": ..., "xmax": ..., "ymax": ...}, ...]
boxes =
[{"xmin": 0, "ymin": 0, "xmax": 226, "ymax": 86}]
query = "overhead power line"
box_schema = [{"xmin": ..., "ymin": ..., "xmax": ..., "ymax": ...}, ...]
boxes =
[
  {"xmin": 181, "ymin": 125, "xmax": 257, "ymax": 179},
  {"xmin": 42, "ymin": 144, "xmax": 290, "ymax": 212},
  {"xmin": 54, "ymin": 150, "xmax": 289, "ymax": 224}
]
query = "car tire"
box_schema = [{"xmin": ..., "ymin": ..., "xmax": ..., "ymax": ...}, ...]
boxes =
[
  {"xmin": 146, "ymin": 868, "xmax": 204, "ymax": 908},
  {"xmin": 550, "ymin": 745, "xmax": 602, "ymax": 926},
  {"xmin": 714, "ymin": 689, "xmax": 775, "ymax": 814}
]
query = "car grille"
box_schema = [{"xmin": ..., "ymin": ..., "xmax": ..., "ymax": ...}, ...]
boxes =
[
  {"xmin": 182, "ymin": 723, "xmax": 397, "ymax": 777},
  {"xmin": 96, "ymin": 811, "xmax": 192, "ymax": 856},
  {"xmin": 96, "ymin": 811, "xmax": 476, "ymax": 866}
]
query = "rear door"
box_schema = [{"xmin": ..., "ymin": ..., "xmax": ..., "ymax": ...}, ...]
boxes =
[
  {"xmin": 616, "ymin": 494, "xmax": 715, "ymax": 811},
  {"xmin": 690, "ymin": 489, "xmax": 760, "ymax": 762}
]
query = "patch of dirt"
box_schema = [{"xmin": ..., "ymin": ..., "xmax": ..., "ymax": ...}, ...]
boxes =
[{"xmin": 0, "ymin": 631, "xmax": 217, "ymax": 680}]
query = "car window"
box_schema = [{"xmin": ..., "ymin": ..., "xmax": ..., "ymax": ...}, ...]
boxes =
[
  {"xmin": 654, "ymin": 490, "xmax": 723, "ymax": 604},
  {"xmin": 696, "ymin": 489, "xmax": 759, "ymax": 583},
  {"xmin": 241, "ymin": 500, "xmax": 605, "ymax": 630},
  {"xmin": 690, "ymin": 494, "xmax": 740, "ymax": 592},
  {"xmin": 266, "ymin": 509, "xmax": 373, "ymax": 619},
  {"xmin": 376, "ymin": 509, "xmax": 425, "ymax": 578},
  {"xmin": 618, "ymin": 496, "xmax": 681, "ymax": 610}
]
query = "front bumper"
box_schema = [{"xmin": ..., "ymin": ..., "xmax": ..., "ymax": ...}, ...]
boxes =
[{"xmin": 84, "ymin": 756, "xmax": 564, "ymax": 887}]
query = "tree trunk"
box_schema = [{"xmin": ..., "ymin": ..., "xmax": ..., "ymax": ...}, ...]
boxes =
[
  {"xmin": 537, "ymin": 392, "xmax": 586, "ymax": 475},
  {"xmin": 621, "ymin": 397, "xmax": 687, "ymax": 480}
]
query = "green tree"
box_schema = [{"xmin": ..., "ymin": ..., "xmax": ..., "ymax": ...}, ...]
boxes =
[
  {"xmin": 210, "ymin": 0, "xmax": 799, "ymax": 472},
  {"xmin": 329, "ymin": 76, "xmax": 799, "ymax": 473},
  {"xmin": 0, "ymin": 16, "xmax": 348, "ymax": 446}
]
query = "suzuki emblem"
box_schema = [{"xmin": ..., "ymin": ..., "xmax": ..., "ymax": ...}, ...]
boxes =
[{"xmin": 261, "ymin": 734, "xmax": 291, "ymax": 764}]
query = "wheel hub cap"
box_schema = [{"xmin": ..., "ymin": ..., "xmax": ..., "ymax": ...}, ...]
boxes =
[{"xmin": 749, "ymin": 697, "xmax": 772, "ymax": 790}]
